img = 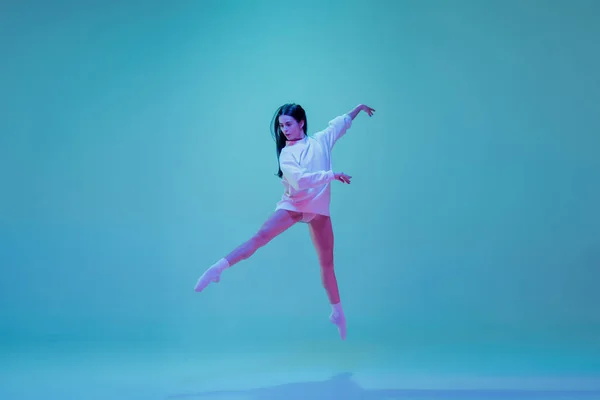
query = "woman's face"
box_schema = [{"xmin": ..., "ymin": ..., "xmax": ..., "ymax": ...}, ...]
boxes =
[{"xmin": 279, "ymin": 115, "xmax": 305, "ymax": 141}]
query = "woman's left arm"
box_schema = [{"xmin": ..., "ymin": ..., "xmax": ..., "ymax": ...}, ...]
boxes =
[
  {"xmin": 314, "ymin": 104, "xmax": 376, "ymax": 149},
  {"xmin": 346, "ymin": 104, "xmax": 376, "ymax": 120}
]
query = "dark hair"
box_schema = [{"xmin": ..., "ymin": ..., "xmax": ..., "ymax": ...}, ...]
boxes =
[{"xmin": 270, "ymin": 103, "xmax": 307, "ymax": 178}]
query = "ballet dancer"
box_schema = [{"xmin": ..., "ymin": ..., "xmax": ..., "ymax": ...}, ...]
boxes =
[{"xmin": 194, "ymin": 103, "xmax": 376, "ymax": 340}]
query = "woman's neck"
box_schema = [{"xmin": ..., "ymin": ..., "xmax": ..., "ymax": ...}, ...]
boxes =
[{"xmin": 286, "ymin": 134, "xmax": 306, "ymax": 146}]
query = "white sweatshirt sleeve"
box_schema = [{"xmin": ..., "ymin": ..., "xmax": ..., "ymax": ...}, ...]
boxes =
[
  {"xmin": 314, "ymin": 114, "xmax": 353, "ymax": 150},
  {"xmin": 279, "ymin": 150, "xmax": 335, "ymax": 191}
]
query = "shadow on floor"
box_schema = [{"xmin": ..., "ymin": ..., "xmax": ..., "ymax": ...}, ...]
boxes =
[{"xmin": 167, "ymin": 371, "xmax": 600, "ymax": 399}]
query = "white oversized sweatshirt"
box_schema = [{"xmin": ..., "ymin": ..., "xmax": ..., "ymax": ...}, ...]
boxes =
[{"xmin": 275, "ymin": 114, "xmax": 353, "ymax": 216}]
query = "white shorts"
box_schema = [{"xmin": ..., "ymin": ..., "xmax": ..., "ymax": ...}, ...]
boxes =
[{"xmin": 300, "ymin": 212, "xmax": 317, "ymax": 223}]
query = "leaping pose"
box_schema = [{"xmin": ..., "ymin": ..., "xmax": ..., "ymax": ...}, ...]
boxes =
[{"xmin": 194, "ymin": 103, "xmax": 376, "ymax": 340}]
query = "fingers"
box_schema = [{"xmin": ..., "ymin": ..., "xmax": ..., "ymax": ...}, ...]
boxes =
[
  {"xmin": 362, "ymin": 105, "xmax": 375, "ymax": 116},
  {"xmin": 334, "ymin": 172, "xmax": 352, "ymax": 184}
]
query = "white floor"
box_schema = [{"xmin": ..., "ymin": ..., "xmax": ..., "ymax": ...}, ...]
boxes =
[{"xmin": 2, "ymin": 350, "xmax": 600, "ymax": 399}]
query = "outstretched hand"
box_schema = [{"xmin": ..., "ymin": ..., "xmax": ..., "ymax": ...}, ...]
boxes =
[
  {"xmin": 348, "ymin": 104, "xmax": 376, "ymax": 120},
  {"xmin": 360, "ymin": 104, "xmax": 376, "ymax": 116},
  {"xmin": 334, "ymin": 172, "xmax": 352, "ymax": 184}
]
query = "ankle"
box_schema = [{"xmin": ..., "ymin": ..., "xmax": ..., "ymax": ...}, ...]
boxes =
[
  {"xmin": 214, "ymin": 258, "xmax": 230, "ymax": 272},
  {"xmin": 331, "ymin": 302, "xmax": 343, "ymax": 314}
]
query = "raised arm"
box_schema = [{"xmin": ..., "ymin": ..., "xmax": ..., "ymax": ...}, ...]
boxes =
[
  {"xmin": 315, "ymin": 104, "xmax": 376, "ymax": 150},
  {"xmin": 346, "ymin": 104, "xmax": 376, "ymax": 120}
]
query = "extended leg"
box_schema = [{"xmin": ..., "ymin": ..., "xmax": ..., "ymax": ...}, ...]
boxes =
[
  {"xmin": 224, "ymin": 209, "xmax": 301, "ymax": 266},
  {"xmin": 308, "ymin": 215, "xmax": 346, "ymax": 340},
  {"xmin": 194, "ymin": 209, "xmax": 302, "ymax": 292}
]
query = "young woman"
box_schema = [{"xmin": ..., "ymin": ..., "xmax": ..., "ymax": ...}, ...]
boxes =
[{"xmin": 194, "ymin": 103, "xmax": 376, "ymax": 340}]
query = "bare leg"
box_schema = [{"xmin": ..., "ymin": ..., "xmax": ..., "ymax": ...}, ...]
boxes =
[
  {"xmin": 308, "ymin": 215, "xmax": 340, "ymax": 303},
  {"xmin": 194, "ymin": 209, "xmax": 302, "ymax": 292},
  {"xmin": 225, "ymin": 209, "xmax": 302, "ymax": 267},
  {"xmin": 308, "ymin": 215, "xmax": 346, "ymax": 339}
]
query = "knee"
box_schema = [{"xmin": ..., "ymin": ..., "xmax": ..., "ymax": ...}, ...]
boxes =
[{"xmin": 252, "ymin": 230, "xmax": 271, "ymax": 248}]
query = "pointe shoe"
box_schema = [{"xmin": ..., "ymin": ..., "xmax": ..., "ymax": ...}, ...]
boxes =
[
  {"xmin": 330, "ymin": 311, "xmax": 347, "ymax": 340},
  {"xmin": 194, "ymin": 266, "xmax": 222, "ymax": 292}
]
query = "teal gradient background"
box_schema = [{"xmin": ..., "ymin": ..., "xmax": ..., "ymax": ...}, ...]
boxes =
[{"xmin": 1, "ymin": 0, "xmax": 599, "ymax": 398}]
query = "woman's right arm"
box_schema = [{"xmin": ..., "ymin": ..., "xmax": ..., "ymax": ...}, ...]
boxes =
[{"xmin": 280, "ymin": 151, "xmax": 351, "ymax": 190}]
